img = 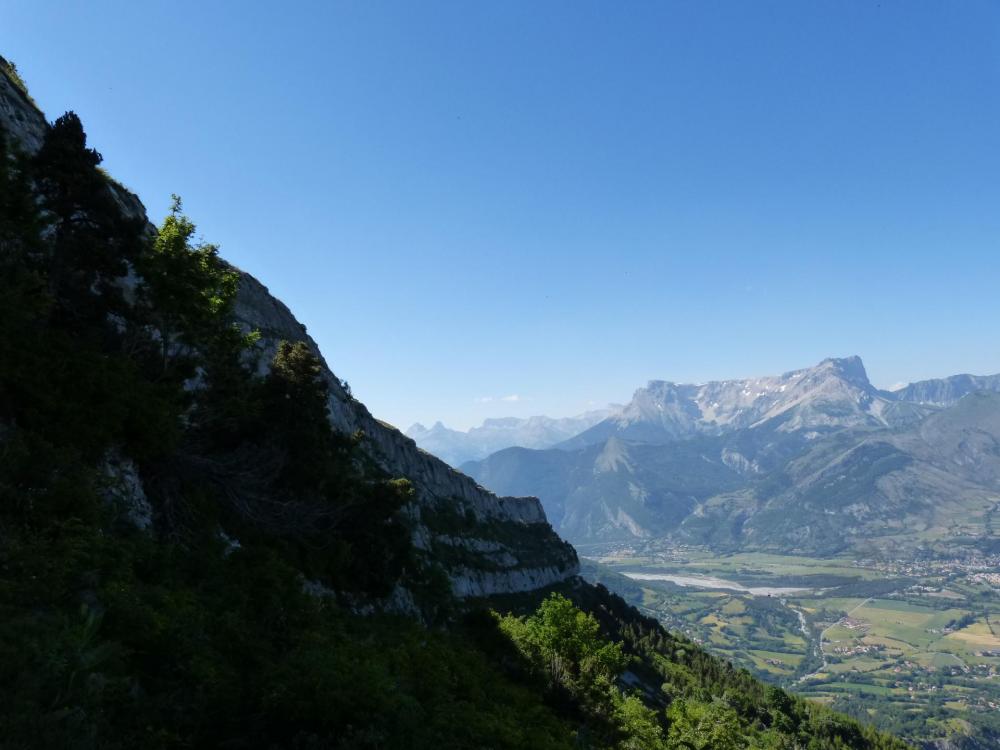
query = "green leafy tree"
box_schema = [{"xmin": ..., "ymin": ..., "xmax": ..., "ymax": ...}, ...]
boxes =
[
  {"xmin": 613, "ymin": 692, "xmax": 666, "ymax": 749},
  {"xmin": 499, "ymin": 594, "xmax": 667, "ymax": 747},
  {"xmin": 500, "ymin": 593, "xmax": 627, "ymax": 699},
  {"xmin": 138, "ymin": 195, "xmax": 241, "ymax": 376},
  {"xmin": 666, "ymin": 698, "xmax": 747, "ymax": 750}
]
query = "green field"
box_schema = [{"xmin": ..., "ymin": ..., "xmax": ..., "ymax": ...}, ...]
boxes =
[{"xmin": 583, "ymin": 549, "xmax": 1000, "ymax": 748}]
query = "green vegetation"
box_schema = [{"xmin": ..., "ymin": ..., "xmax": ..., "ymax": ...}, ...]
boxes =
[
  {"xmin": 0, "ymin": 92, "xmax": 910, "ymax": 747},
  {"xmin": 0, "ymin": 110, "xmax": 425, "ymax": 746},
  {"xmin": 0, "ymin": 56, "xmax": 33, "ymax": 102},
  {"xmin": 488, "ymin": 589, "xmax": 908, "ymax": 750},
  {"xmin": 588, "ymin": 549, "xmax": 1000, "ymax": 748}
]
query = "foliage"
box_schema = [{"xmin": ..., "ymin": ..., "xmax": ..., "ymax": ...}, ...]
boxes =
[
  {"xmin": 0, "ymin": 107, "xmax": 912, "ymax": 750},
  {"xmin": 494, "ymin": 591, "xmax": 910, "ymax": 749},
  {"xmin": 0, "ymin": 111, "xmax": 427, "ymax": 745},
  {"xmin": 572, "ymin": 584, "xmax": 911, "ymax": 750},
  {"xmin": 137, "ymin": 193, "xmax": 241, "ymax": 377},
  {"xmin": 0, "ymin": 55, "xmax": 35, "ymax": 103}
]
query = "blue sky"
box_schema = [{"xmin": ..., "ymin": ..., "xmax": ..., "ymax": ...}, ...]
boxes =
[{"xmin": 5, "ymin": 1, "xmax": 1000, "ymax": 430}]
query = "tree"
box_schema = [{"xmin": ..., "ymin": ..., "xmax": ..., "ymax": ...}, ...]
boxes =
[
  {"xmin": 138, "ymin": 195, "xmax": 240, "ymax": 375},
  {"xmin": 32, "ymin": 112, "xmax": 144, "ymax": 328},
  {"xmin": 666, "ymin": 698, "xmax": 747, "ymax": 750}
]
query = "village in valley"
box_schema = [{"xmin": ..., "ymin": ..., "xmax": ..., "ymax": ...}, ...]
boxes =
[{"xmin": 585, "ymin": 544, "xmax": 1000, "ymax": 745}]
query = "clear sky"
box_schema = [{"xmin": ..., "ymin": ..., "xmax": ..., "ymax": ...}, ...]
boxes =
[{"xmin": 4, "ymin": 1, "xmax": 1000, "ymax": 430}]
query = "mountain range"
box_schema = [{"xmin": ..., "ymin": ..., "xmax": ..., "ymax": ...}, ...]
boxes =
[
  {"xmin": 405, "ymin": 409, "xmax": 615, "ymax": 466},
  {"xmin": 0, "ymin": 56, "xmax": 919, "ymax": 750},
  {"xmin": 460, "ymin": 357, "xmax": 1000, "ymax": 554}
]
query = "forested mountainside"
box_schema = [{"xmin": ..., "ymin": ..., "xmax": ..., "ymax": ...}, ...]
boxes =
[{"xmin": 0, "ymin": 57, "xmax": 907, "ymax": 749}]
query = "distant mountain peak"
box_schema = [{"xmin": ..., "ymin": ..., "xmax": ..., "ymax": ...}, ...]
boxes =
[
  {"xmin": 892, "ymin": 372, "xmax": 1000, "ymax": 407},
  {"xmin": 406, "ymin": 408, "xmax": 616, "ymax": 466},
  {"xmin": 559, "ymin": 356, "xmax": 910, "ymax": 451},
  {"xmin": 813, "ymin": 355, "xmax": 871, "ymax": 387}
]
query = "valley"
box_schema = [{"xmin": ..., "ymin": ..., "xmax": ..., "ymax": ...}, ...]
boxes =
[
  {"xmin": 584, "ymin": 547, "xmax": 1000, "ymax": 747},
  {"xmin": 7, "ymin": 3, "xmax": 1000, "ymax": 747},
  {"xmin": 455, "ymin": 357, "xmax": 1000, "ymax": 745}
]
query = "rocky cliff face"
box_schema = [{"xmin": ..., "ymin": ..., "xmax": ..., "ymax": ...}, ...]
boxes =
[
  {"xmin": 0, "ymin": 59, "xmax": 45, "ymax": 152},
  {"xmin": 0, "ymin": 59, "xmax": 577, "ymax": 599},
  {"xmin": 234, "ymin": 274, "xmax": 578, "ymax": 597}
]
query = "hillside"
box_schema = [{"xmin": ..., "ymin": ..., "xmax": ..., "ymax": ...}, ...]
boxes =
[{"xmin": 0, "ymin": 57, "xmax": 909, "ymax": 749}]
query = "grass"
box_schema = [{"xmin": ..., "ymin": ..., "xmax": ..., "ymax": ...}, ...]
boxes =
[
  {"xmin": 592, "ymin": 549, "xmax": 1000, "ymax": 747},
  {"xmin": 752, "ymin": 649, "xmax": 804, "ymax": 666},
  {"xmin": 941, "ymin": 619, "xmax": 1000, "ymax": 650},
  {"xmin": 808, "ymin": 683, "xmax": 895, "ymax": 697}
]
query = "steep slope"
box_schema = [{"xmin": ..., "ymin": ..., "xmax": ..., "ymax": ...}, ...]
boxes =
[
  {"xmin": 0, "ymin": 57, "xmax": 577, "ymax": 601},
  {"xmin": 234, "ymin": 275, "xmax": 578, "ymax": 597},
  {"xmin": 0, "ymin": 57, "xmax": 914, "ymax": 750},
  {"xmin": 465, "ymin": 436, "xmax": 745, "ymax": 545},
  {"xmin": 405, "ymin": 408, "xmax": 613, "ymax": 466}
]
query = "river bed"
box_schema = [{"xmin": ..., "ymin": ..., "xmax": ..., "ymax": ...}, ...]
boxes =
[{"xmin": 621, "ymin": 571, "xmax": 809, "ymax": 596}]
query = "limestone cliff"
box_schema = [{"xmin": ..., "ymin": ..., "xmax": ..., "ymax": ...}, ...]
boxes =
[
  {"xmin": 233, "ymin": 273, "xmax": 578, "ymax": 597},
  {"xmin": 0, "ymin": 57, "xmax": 578, "ymax": 599}
]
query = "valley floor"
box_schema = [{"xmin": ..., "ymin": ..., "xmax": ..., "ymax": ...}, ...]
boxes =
[{"xmin": 584, "ymin": 546, "xmax": 1000, "ymax": 748}]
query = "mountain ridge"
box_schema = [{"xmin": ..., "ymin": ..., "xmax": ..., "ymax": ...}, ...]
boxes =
[
  {"xmin": 0, "ymin": 60, "xmax": 578, "ymax": 603},
  {"xmin": 557, "ymin": 356, "xmax": 937, "ymax": 452},
  {"xmin": 405, "ymin": 408, "xmax": 615, "ymax": 466},
  {"xmin": 465, "ymin": 357, "xmax": 1000, "ymax": 553}
]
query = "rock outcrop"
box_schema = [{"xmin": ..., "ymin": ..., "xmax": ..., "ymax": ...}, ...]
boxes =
[
  {"xmin": 0, "ymin": 58, "xmax": 578, "ymax": 599},
  {"xmin": 234, "ymin": 273, "xmax": 578, "ymax": 597}
]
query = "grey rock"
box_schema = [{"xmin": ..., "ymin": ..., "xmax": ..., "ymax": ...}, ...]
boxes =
[
  {"xmin": 559, "ymin": 356, "xmax": 928, "ymax": 450},
  {"xmin": 232, "ymin": 273, "xmax": 578, "ymax": 596},
  {"xmin": 101, "ymin": 450, "xmax": 153, "ymax": 531},
  {"xmin": 0, "ymin": 57, "xmax": 46, "ymax": 153},
  {"xmin": 893, "ymin": 373, "xmax": 1000, "ymax": 407},
  {"xmin": 0, "ymin": 61, "xmax": 577, "ymax": 600}
]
